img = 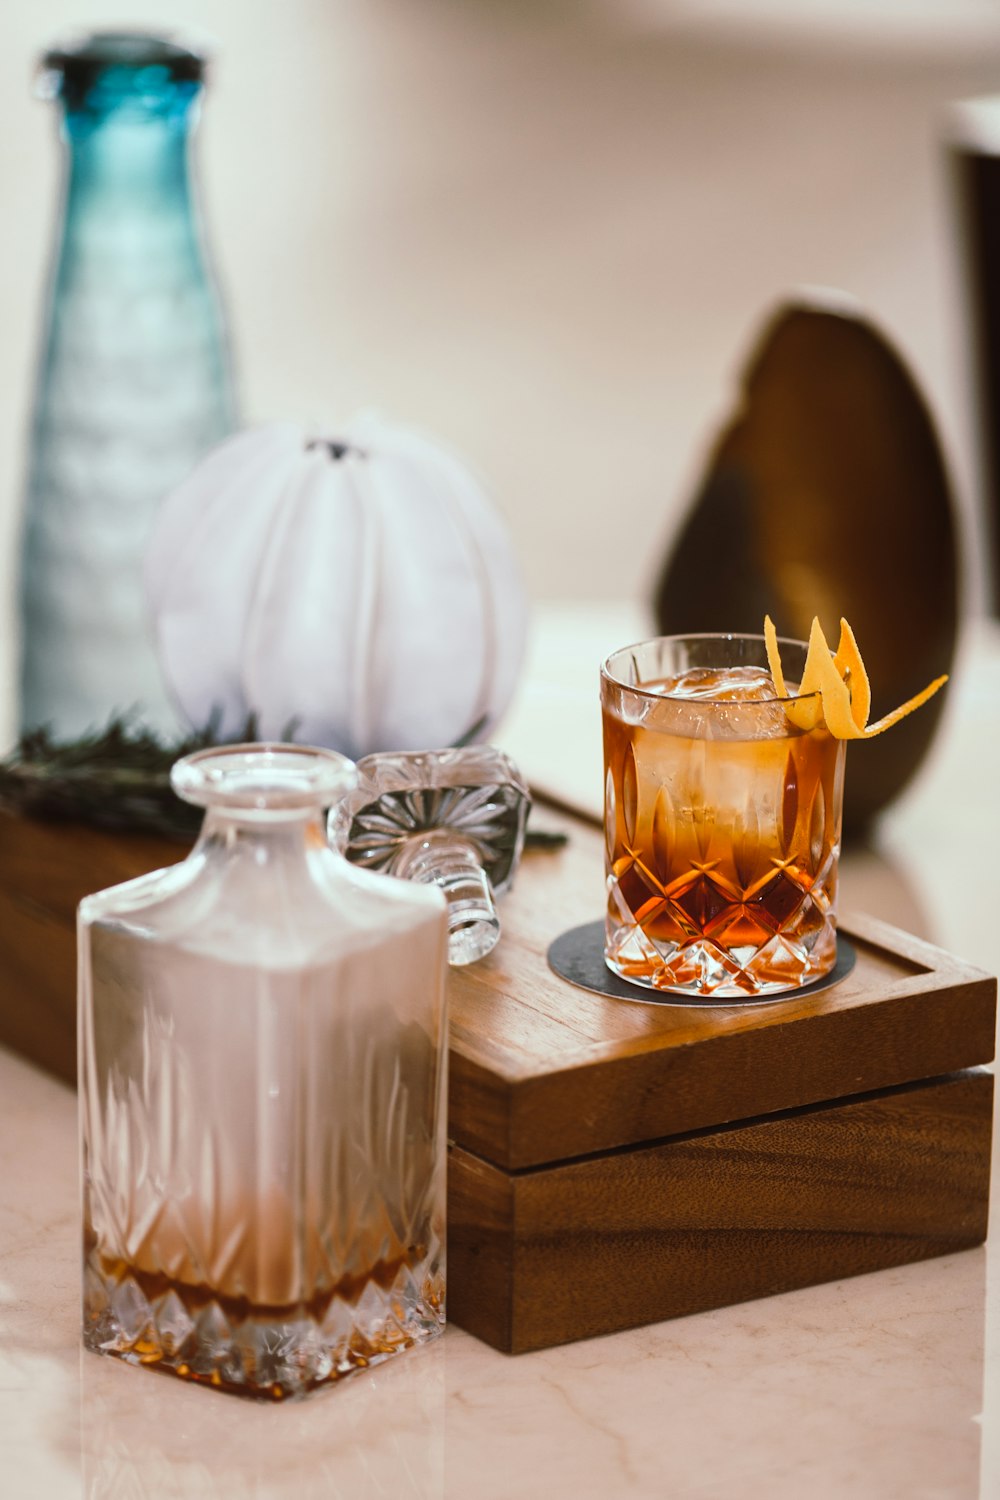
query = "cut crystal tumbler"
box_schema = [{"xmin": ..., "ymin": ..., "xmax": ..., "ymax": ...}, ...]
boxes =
[
  {"xmin": 602, "ymin": 634, "xmax": 845, "ymax": 999},
  {"xmin": 79, "ymin": 745, "xmax": 448, "ymax": 1399}
]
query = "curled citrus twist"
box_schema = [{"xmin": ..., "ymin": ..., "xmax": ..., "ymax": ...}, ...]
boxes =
[{"xmin": 764, "ymin": 615, "xmax": 947, "ymax": 738}]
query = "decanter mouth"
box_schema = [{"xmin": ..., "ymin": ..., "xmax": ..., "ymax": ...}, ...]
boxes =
[
  {"xmin": 41, "ymin": 30, "xmax": 208, "ymax": 78},
  {"xmin": 38, "ymin": 30, "xmax": 210, "ymax": 116},
  {"xmin": 171, "ymin": 743, "xmax": 357, "ymax": 813}
]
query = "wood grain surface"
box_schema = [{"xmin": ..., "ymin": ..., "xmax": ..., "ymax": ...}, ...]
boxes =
[
  {"xmin": 0, "ymin": 810, "xmax": 183, "ymax": 1083},
  {"xmin": 448, "ymin": 1070, "xmax": 995, "ymax": 1353},
  {"xmin": 448, "ymin": 815, "xmax": 996, "ymax": 1167},
  {"xmin": 0, "ymin": 807, "xmax": 996, "ymax": 1163}
]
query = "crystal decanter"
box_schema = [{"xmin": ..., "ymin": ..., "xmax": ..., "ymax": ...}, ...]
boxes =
[
  {"xmin": 330, "ymin": 746, "xmax": 531, "ymax": 964},
  {"xmin": 79, "ymin": 745, "xmax": 448, "ymax": 1400}
]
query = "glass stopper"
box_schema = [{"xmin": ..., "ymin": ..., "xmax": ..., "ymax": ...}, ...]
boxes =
[{"xmin": 330, "ymin": 746, "xmax": 531, "ymax": 965}]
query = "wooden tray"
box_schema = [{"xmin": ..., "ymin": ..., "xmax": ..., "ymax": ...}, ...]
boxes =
[
  {"xmin": 0, "ymin": 809, "xmax": 189, "ymax": 1084},
  {"xmin": 447, "ymin": 826, "xmax": 996, "ymax": 1170},
  {"xmin": 0, "ymin": 806, "xmax": 995, "ymax": 1354},
  {"xmin": 445, "ymin": 814, "xmax": 996, "ymax": 1351}
]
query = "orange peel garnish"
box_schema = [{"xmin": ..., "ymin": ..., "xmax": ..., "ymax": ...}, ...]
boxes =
[
  {"xmin": 833, "ymin": 617, "xmax": 870, "ymax": 730},
  {"xmin": 764, "ymin": 615, "xmax": 947, "ymax": 740}
]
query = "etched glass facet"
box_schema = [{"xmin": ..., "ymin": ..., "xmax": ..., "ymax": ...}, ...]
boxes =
[
  {"xmin": 330, "ymin": 746, "xmax": 531, "ymax": 965},
  {"xmin": 79, "ymin": 745, "xmax": 448, "ymax": 1399}
]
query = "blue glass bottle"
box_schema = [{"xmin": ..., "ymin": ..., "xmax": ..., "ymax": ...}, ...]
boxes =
[{"xmin": 20, "ymin": 32, "xmax": 236, "ymax": 739}]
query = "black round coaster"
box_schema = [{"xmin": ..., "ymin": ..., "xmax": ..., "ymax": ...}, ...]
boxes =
[{"xmin": 547, "ymin": 920, "xmax": 857, "ymax": 1008}]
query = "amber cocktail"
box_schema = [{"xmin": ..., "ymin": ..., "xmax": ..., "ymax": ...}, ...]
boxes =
[{"xmin": 602, "ymin": 634, "xmax": 846, "ymax": 999}]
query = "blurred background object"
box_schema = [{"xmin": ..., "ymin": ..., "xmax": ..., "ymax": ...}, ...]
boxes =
[
  {"xmin": 3, "ymin": 0, "xmax": 1000, "ymax": 752},
  {"xmin": 949, "ymin": 93, "xmax": 1000, "ymax": 616},
  {"xmin": 653, "ymin": 299, "xmax": 958, "ymax": 837},
  {"xmin": 145, "ymin": 415, "xmax": 526, "ymax": 754},
  {"xmin": 19, "ymin": 30, "xmax": 235, "ymax": 740}
]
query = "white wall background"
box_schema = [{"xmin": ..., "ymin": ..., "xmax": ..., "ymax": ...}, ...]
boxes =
[{"xmin": 2, "ymin": 0, "xmax": 1000, "ymax": 752}]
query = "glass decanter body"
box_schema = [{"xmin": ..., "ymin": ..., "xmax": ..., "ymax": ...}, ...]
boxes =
[
  {"xmin": 331, "ymin": 746, "xmax": 531, "ymax": 964},
  {"xmin": 79, "ymin": 745, "xmax": 448, "ymax": 1400},
  {"xmin": 21, "ymin": 32, "xmax": 236, "ymax": 739}
]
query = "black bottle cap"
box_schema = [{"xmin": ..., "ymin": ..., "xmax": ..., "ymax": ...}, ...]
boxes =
[{"xmin": 39, "ymin": 31, "xmax": 208, "ymax": 113}]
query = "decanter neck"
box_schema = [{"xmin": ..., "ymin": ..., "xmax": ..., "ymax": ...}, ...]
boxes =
[
  {"xmin": 41, "ymin": 33, "xmax": 205, "ymax": 206},
  {"xmin": 174, "ymin": 745, "xmax": 358, "ymax": 863},
  {"xmin": 62, "ymin": 113, "xmax": 194, "ymax": 206},
  {"xmin": 196, "ymin": 809, "xmax": 331, "ymax": 861}
]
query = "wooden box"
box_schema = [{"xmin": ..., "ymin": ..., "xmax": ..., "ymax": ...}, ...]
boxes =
[
  {"xmin": 446, "ymin": 817, "xmax": 996, "ymax": 1352},
  {"xmin": 0, "ymin": 806, "xmax": 995, "ymax": 1354}
]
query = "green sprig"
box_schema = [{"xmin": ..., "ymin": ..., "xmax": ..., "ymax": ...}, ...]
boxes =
[
  {"xmin": 0, "ymin": 715, "xmax": 569, "ymax": 850},
  {"xmin": 0, "ymin": 715, "xmax": 252, "ymax": 840}
]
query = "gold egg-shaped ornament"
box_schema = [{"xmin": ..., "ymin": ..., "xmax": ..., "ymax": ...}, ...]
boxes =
[{"xmin": 652, "ymin": 299, "xmax": 959, "ymax": 838}]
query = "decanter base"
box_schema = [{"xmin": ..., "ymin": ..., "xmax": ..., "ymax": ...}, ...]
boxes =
[{"xmin": 83, "ymin": 1252, "xmax": 445, "ymax": 1401}]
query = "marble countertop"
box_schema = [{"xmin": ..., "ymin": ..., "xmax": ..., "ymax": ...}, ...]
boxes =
[{"xmin": 3, "ymin": 606, "xmax": 999, "ymax": 1499}]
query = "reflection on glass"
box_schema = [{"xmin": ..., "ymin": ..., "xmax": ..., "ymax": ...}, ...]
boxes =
[{"xmin": 79, "ymin": 1336, "xmax": 446, "ymax": 1497}]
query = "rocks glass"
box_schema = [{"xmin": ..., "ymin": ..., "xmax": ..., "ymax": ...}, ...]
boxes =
[
  {"xmin": 602, "ymin": 634, "xmax": 845, "ymax": 999},
  {"xmin": 79, "ymin": 745, "xmax": 448, "ymax": 1399}
]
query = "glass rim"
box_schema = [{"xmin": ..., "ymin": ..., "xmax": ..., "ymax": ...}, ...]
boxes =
[
  {"xmin": 42, "ymin": 29, "xmax": 209, "ymax": 72},
  {"xmin": 171, "ymin": 742, "xmax": 357, "ymax": 811},
  {"xmin": 601, "ymin": 631, "xmax": 820, "ymax": 707}
]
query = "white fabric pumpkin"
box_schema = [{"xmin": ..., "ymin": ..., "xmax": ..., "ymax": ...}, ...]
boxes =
[{"xmin": 144, "ymin": 415, "xmax": 528, "ymax": 756}]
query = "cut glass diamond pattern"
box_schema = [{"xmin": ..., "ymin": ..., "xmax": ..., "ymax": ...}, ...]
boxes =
[
  {"xmin": 606, "ymin": 847, "xmax": 840, "ymax": 998},
  {"xmin": 82, "ymin": 1242, "xmax": 445, "ymax": 1399},
  {"xmin": 110, "ymin": 1277, "xmax": 154, "ymax": 1346},
  {"xmin": 153, "ymin": 1289, "xmax": 195, "ymax": 1355}
]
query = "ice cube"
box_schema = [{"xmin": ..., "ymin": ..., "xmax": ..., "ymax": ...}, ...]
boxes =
[
  {"xmin": 661, "ymin": 666, "xmax": 778, "ymax": 703},
  {"xmin": 646, "ymin": 666, "xmax": 791, "ymax": 740}
]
